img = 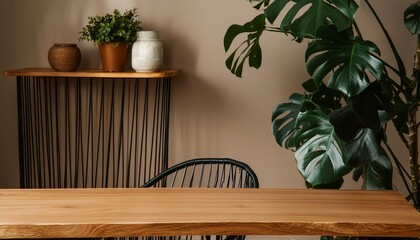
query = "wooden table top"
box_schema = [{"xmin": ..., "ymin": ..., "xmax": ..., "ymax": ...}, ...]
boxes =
[{"xmin": 0, "ymin": 188, "xmax": 419, "ymax": 238}]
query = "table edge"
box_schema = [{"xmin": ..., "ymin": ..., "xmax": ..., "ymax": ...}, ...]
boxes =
[{"xmin": 3, "ymin": 68, "xmax": 182, "ymax": 78}]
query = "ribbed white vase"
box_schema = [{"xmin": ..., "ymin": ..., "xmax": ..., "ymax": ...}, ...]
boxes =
[{"xmin": 131, "ymin": 31, "xmax": 163, "ymax": 72}]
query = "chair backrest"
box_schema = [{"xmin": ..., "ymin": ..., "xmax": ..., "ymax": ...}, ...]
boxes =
[{"xmin": 142, "ymin": 158, "xmax": 259, "ymax": 188}]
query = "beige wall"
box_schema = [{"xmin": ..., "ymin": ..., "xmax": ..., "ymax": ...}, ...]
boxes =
[
  {"xmin": 0, "ymin": 0, "xmax": 416, "ymax": 195},
  {"xmin": 0, "ymin": 0, "xmax": 19, "ymax": 187}
]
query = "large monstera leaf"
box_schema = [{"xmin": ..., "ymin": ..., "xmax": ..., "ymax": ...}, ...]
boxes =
[
  {"xmin": 293, "ymin": 101, "xmax": 351, "ymax": 187},
  {"xmin": 306, "ymin": 25, "xmax": 384, "ymax": 97},
  {"xmin": 272, "ymin": 91, "xmax": 350, "ymax": 187},
  {"xmin": 271, "ymin": 80, "xmax": 343, "ymax": 150},
  {"xmin": 264, "ymin": 0, "xmax": 358, "ymax": 39}
]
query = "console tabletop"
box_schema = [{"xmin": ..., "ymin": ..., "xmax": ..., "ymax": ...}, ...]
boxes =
[{"xmin": 4, "ymin": 68, "xmax": 182, "ymax": 78}]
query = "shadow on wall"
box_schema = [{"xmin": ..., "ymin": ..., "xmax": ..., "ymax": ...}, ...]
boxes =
[
  {"xmin": 171, "ymin": 72, "xmax": 229, "ymax": 162},
  {"xmin": 161, "ymin": 29, "xmax": 196, "ymax": 70}
]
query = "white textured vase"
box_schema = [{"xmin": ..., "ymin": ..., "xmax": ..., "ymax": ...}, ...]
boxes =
[{"xmin": 131, "ymin": 31, "xmax": 163, "ymax": 72}]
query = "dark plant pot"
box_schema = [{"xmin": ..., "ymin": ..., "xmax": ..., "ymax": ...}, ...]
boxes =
[{"xmin": 98, "ymin": 43, "xmax": 128, "ymax": 72}]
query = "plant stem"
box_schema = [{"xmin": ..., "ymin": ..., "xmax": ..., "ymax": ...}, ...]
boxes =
[
  {"xmin": 407, "ymin": 103, "xmax": 419, "ymax": 210},
  {"xmin": 352, "ymin": 20, "xmax": 363, "ymax": 39},
  {"xmin": 408, "ymin": 35, "xmax": 420, "ymax": 211}
]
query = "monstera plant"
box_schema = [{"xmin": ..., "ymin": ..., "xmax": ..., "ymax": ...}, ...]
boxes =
[{"xmin": 224, "ymin": 0, "xmax": 420, "ymax": 211}]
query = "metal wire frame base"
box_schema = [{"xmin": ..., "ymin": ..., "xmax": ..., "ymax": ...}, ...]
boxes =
[{"xmin": 16, "ymin": 76, "xmax": 171, "ymax": 189}]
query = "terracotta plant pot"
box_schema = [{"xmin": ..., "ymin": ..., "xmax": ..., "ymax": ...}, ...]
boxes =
[{"xmin": 98, "ymin": 43, "xmax": 128, "ymax": 72}]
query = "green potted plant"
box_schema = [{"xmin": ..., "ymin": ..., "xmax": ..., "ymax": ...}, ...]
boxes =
[
  {"xmin": 224, "ymin": 0, "xmax": 420, "ymax": 215},
  {"xmin": 80, "ymin": 8, "xmax": 142, "ymax": 72}
]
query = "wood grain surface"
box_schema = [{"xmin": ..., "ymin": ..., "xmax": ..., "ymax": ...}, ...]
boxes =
[
  {"xmin": 0, "ymin": 188, "xmax": 419, "ymax": 238},
  {"xmin": 3, "ymin": 68, "xmax": 182, "ymax": 78}
]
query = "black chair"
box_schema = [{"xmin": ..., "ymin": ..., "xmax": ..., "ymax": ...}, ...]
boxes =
[
  {"xmin": 142, "ymin": 158, "xmax": 259, "ymax": 189},
  {"xmin": 141, "ymin": 158, "xmax": 259, "ymax": 240}
]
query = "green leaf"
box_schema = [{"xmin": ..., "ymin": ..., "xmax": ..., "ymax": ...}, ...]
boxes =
[
  {"xmin": 306, "ymin": 25, "xmax": 383, "ymax": 97},
  {"xmin": 235, "ymin": 57, "xmax": 246, "ymax": 77},
  {"xmin": 272, "ymin": 95, "xmax": 351, "ymax": 187},
  {"xmin": 272, "ymin": 93, "xmax": 304, "ymax": 150},
  {"xmin": 79, "ymin": 8, "xmax": 141, "ymax": 45},
  {"xmin": 264, "ymin": 0, "xmax": 290, "ymax": 24},
  {"xmin": 404, "ymin": 2, "xmax": 420, "ymax": 34},
  {"xmin": 309, "ymin": 81, "xmax": 343, "ymax": 111},
  {"xmin": 301, "ymin": 78, "xmax": 319, "ymax": 93},
  {"xmin": 224, "ymin": 14, "xmax": 266, "ymax": 51},
  {"xmin": 224, "ymin": 14, "xmax": 266, "ymax": 77},
  {"xmin": 361, "ymin": 154, "xmax": 393, "ymax": 190},
  {"xmin": 225, "ymin": 50, "xmax": 237, "ymax": 70},
  {"xmin": 279, "ymin": 0, "xmax": 358, "ymax": 39},
  {"xmin": 251, "ymin": 0, "xmax": 272, "ymax": 10},
  {"xmin": 294, "ymin": 100, "xmax": 351, "ymax": 187},
  {"xmin": 249, "ymin": 40, "xmax": 262, "ymax": 68},
  {"xmin": 305, "ymin": 178, "xmax": 344, "ymax": 189},
  {"xmin": 346, "ymin": 129, "xmax": 392, "ymax": 190},
  {"xmin": 392, "ymin": 96, "xmax": 411, "ymax": 134},
  {"xmin": 224, "ymin": 25, "xmax": 248, "ymax": 52}
]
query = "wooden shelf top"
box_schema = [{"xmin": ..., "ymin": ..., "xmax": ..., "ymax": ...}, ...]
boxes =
[
  {"xmin": 0, "ymin": 188, "xmax": 419, "ymax": 238},
  {"xmin": 4, "ymin": 68, "xmax": 182, "ymax": 78}
]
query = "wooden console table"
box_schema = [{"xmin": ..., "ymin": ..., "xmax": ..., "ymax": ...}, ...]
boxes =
[
  {"xmin": 4, "ymin": 68, "xmax": 182, "ymax": 189},
  {"xmin": 0, "ymin": 188, "xmax": 419, "ymax": 238}
]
